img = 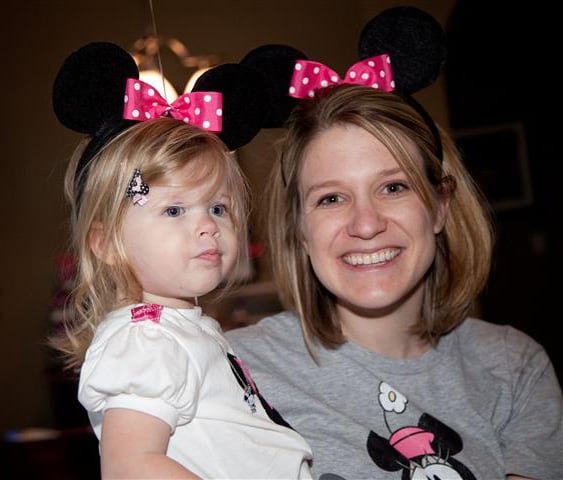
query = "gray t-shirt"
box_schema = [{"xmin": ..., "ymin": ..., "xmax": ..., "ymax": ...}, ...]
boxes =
[{"xmin": 227, "ymin": 312, "xmax": 563, "ymax": 479}]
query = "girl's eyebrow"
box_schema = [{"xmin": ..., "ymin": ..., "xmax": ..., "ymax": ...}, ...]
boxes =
[{"xmin": 303, "ymin": 167, "xmax": 404, "ymax": 200}]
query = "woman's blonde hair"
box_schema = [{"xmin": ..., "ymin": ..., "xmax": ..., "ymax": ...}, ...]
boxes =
[
  {"xmin": 53, "ymin": 118, "xmax": 249, "ymax": 370},
  {"xmin": 267, "ymin": 84, "xmax": 493, "ymax": 354}
]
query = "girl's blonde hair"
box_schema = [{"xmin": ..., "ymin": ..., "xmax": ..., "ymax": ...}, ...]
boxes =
[
  {"xmin": 267, "ymin": 84, "xmax": 493, "ymax": 354},
  {"xmin": 53, "ymin": 118, "xmax": 249, "ymax": 370}
]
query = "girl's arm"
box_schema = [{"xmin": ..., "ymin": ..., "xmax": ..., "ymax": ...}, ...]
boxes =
[{"xmin": 101, "ymin": 408, "xmax": 200, "ymax": 479}]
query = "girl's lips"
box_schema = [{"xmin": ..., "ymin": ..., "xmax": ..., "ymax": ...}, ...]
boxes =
[
  {"xmin": 196, "ymin": 249, "xmax": 221, "ymax": 263},
  {"xmin": 342, "ymin": 248, "xmax": 401, "ymax": 266}
]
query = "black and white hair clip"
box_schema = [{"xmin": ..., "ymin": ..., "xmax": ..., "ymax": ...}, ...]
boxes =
[{"xmin": 125, "ymin": 169, "xmax": 150, "ymax": 206}]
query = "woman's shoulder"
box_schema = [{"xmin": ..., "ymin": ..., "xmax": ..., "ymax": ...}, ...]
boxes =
[
  {"xmin": 228, "ymin": 311, "xmax": 300, "ymax": 339},
  {"xmin": 456, "ymin": 317, "xmax": 542, "ymax": 348},
  {"xmin": 449, "ymin": 317, "xmax": 551, "ymax": 374},
  {"xmin": 226, "ymin": 311, "xmax": 305, "ymax": 356}
]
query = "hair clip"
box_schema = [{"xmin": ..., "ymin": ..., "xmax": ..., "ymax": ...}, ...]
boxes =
[
  {"xmin": 289, "ymin": 54, "xmax": 395, "ymax": 99},
  {"xmin": 126, "ymin": 169, "xmax": 149, "ymax": 205}
]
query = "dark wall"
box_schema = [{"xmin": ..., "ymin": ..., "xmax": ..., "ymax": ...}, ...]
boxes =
[{"xmin": 445, "ymin": 1, "xmax": 560, "ymax": 380}]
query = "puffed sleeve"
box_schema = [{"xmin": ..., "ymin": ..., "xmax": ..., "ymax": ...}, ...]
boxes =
[
  {"xmin": 500, "ymin": 326, "xmax": 563, "ymax": 477},
  {"xmin": 78, "ymin": 321, "xmax": 201, "ymax": 432}
]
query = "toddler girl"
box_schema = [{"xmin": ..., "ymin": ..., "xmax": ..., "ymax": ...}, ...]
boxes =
[{"xmin": 51, "ymin": 42, "xmax": 312, "ymax": 479}]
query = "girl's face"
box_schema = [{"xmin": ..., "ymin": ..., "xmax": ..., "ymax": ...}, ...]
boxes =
[
  {"xmin": 298, "ymin": 124, "xmax": 447, "ymax": 320},
  {"xmin": 120, "ymin": 160, "xmax": 238, "ymax": 309}
]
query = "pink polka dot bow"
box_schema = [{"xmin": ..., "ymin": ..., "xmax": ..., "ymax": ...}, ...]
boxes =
[
  {"xmin": 288, "ymin": 54, "xmax": 395, "ymax": 99},
  {"xmin": 123, "ymin": 79, "xmax": 223, "ymax": 132}
]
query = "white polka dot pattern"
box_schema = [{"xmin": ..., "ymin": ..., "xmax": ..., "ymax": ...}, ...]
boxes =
[
  {"xmin": 123, "ymin": 79, "xmax": 223, "ymax": 132},
  {"xmin": 289, "ymin": 54, "xmax": 394, "ymax": 99}
]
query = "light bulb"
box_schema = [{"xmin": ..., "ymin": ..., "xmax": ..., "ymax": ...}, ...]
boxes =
[{"xmin": 139, "ymin": 69, "xmax": 178, "ymax": 102}]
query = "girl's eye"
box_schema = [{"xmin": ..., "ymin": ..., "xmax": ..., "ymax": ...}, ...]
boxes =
[
  {"xmin": 317, "ymin": 194, "xmax": 341, "ymax": 206},
  {"xmin": 209, "ymin": 203, "xmax": 227, "ymax": 217},
  {"xmin": 164, "ymin": 206, "xmax": 184, "ymax": 217},
  {"xmin": 383, "ymin": 182, "xmax": 408, "ymax": 195}
]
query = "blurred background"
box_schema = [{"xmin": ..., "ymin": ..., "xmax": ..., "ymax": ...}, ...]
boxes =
[{"xmin": 1, "ymin": 0, "xmax": 557, "ymax": 476}]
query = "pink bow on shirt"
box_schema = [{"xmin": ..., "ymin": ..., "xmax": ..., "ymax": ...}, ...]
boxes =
[
  {"xmin": 131, "ymin": 304, "xmax": 163, "ymax": 324},
  {"xmin": 123, "ymin": 78, "xmax": 223, "ymax": 132},
  {"xmin": 289, "ymin": 54, "xmax": 395, "ymax": 99}
]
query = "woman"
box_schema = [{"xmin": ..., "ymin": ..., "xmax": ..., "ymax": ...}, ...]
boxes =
[{"xmin": 227, "ymin": 84, "xmax": 563, "ymax": 479}]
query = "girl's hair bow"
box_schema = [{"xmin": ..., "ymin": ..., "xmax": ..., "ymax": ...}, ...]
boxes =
[{"xmin": 123, "ymin": 78, "xmax": 222, "ymax": 132}]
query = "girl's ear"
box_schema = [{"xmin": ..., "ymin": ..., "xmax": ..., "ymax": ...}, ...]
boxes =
[{"xmin": 88, "ymin": 222, "xmax": 115, "ymax": 265}]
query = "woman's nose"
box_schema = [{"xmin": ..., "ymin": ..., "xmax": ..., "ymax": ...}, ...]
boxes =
[{"xmin": 347, "ymin": 200, "xmax": 387, "ymax": 239}]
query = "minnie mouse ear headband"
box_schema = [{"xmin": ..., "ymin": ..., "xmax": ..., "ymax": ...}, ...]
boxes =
[
  {"xmin": 238, "ymin": 6, "xmax": 446, "ymax": 165},
  {"xmin": 52, "ymin": 41, "xmax": 270, "ymax": 209}
]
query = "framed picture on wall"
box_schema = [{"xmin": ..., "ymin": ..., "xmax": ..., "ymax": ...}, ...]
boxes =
[{"xmin": 454, "ymin": 122, "xmax": 533, "ymax": 211}]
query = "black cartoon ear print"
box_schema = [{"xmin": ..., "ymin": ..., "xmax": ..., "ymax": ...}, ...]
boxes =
[
  {"xmin": 366, "ymin": 430, "xmax": 405, "ymax": 472},
  {"xmin": 52, "ymin": 42, "xmax": 139, "ymax": 135},
  {"xmin": 358, "ymin": 6, "xmax": 446, "ymax": 95},
  {"xmin": 418, "ymin": 413, "xmax": 463, "ymax": 456},
  {"xmin": 239, "ymin": 44, "xmax": 308, "ymax": 128}
]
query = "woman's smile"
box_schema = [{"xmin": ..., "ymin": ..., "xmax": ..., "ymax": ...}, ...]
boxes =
[{"xmin": 342, "ymin": 247, "xmax": 402, "ymax": 266}]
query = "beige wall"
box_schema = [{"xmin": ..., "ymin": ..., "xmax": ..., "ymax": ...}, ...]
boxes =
[{"xmin": 1, "ymin": 0, "xmax": 454, "ymax": 433}]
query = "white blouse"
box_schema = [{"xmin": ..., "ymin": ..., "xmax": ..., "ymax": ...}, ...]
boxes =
[{"xmin": 79, "ymin": 304, "xmax": 312, "ymax": 479}]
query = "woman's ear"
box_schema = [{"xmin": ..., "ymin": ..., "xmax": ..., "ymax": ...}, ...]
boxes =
[
  {"xmin": 433, "ymin": 175, "xmax": 454, "ymax": 234},
  {"xmin": 433, "ymin": 196, "xmax": 450, "ymax": 234},
  {"xmin": 88, "ymin": 222, "xmax": 115, "ymax": 265}
]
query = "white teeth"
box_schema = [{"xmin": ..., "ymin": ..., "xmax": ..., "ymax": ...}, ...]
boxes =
[{"xmin": 343, "ymin": 249, "xmax": 400, "ymax": 266}]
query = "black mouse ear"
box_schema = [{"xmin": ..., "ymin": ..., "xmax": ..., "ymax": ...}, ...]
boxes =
[
  {"xmin": 192, "ymin": 63, "xmax": 268, "ymax": 150},
  {"xmin": 358, "ymin": 6, "xmax": 446, "ymax": 95},
  {"xmin": 52, "ymin": 42, "xmax": 139, "ymax": 134},
  {"xmin": 240, "ymin": 44, "xmax": 308, "ymax": 128}
]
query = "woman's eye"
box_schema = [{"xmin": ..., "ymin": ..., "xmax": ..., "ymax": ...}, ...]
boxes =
[
  {"xmin": 209, "ymin": 203, "xmax": 227, "ymax": 217},
  {"xmin": 383, "ymin": 182, "xmax": 408, "ymax": 195},
  {"xmin": 164, "ymin": 206, "xmax": 184, "ymax": 217},
  {"xmin": 318, "ymin": 194, "xmax": 341, "ymax": 206}
]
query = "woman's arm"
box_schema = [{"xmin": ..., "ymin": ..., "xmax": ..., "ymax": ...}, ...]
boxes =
[{"xmin": 101, "ymin": 408, "xmax": 200, "ymax": 479}]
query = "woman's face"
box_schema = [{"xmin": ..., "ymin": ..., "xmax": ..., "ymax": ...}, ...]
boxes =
[{"xmin": 298, "ymin": 123, "xmax": 447, "ymax": 317}]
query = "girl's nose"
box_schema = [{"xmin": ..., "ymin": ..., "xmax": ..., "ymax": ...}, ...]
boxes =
[
  {"xmin": 347, "ymin": 200, "xmax": 387, "ymax": 239},
  {"xmin": 197, "ymin": 213, "xmax": 220, "ymax": 238}
]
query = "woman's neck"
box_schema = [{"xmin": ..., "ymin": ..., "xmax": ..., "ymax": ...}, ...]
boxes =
[{"xmin": 337, "ymin": 293, "xmax": 429, "ymax": 359}]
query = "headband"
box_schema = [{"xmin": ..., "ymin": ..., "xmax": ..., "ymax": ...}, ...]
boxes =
[
  {"xmin": 236, "ymin": 6, "xmax": 446, "ymax": 170},
  {"xmin": 52, "ymin": 42, "xmax": 271, "ymax": 209}
]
